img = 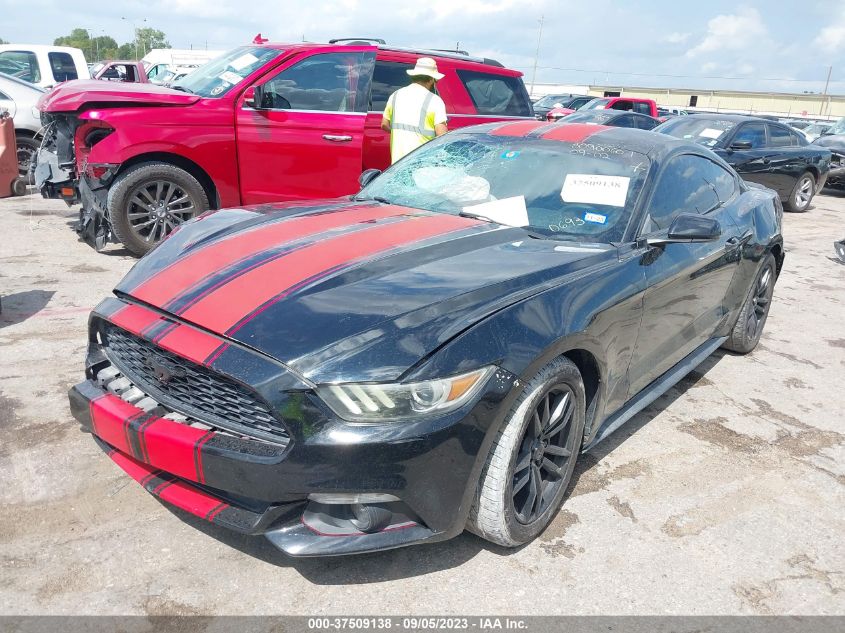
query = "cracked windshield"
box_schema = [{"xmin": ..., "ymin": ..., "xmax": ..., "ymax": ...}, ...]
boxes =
[{"xmin": 358, "ymin": 134, "xmax": 650, "ymax": 243}]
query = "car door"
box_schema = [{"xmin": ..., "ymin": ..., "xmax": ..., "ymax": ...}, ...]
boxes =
[
  {"xmin": 717, "ymin": 121, "xmax": 778, "ymax": 190},
  {"xmin": 627, "ymin": 153, "xmax": 743, "ymax": 396},
  {"xmin": 236, "ymin": 50, "xmax": 375, "ymax": 204},
  {"xmin": 764, "ymin": 123, "xmax": 811, "ymax": 198}
]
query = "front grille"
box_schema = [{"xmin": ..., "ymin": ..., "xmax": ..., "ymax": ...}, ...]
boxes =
[{"xmin": 103, "ymin": 324, "xmax": 290, "ymax": 444}]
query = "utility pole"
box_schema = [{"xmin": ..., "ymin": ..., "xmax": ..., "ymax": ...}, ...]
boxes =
[
  {"xmin": 821, "ymin": 65, "xmax": 833, "ymax": 117},
  {"xmin": 529, "ymin": 15, "xmax": 544, "ymax": 97}
]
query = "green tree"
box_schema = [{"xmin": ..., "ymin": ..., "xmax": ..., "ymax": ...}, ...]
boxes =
[
  {"xmin": 0, "ymin": 38, "xmax": 8, "ymax": 45},
  {"xmin": 135, "ymin": 28, "xmax": 170, "ymax": 56}
]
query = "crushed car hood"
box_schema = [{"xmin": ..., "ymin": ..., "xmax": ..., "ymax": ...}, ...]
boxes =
[
  {"xmin": 813, "ymin": 135, "xmax": 845, "ymax": 152},
  {"xmin": 38, "ymin": 80, "xmax": 201, "ymax": 113},
  {"xmin": 116, "ymin": 200, "xmax": 613, "ymax": 382}
]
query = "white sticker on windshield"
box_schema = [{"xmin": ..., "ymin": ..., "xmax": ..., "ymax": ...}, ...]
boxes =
[
  {"xmin": 464, "ymin": 196, "xmax": 529, "ymax": 227},
  {"xmin": 230, "ymin": 53, "xmax": 259, "ymax": 71},
  {"xmin": 561, "ymin": 174, "xmax": 630, "ymax": 208},
  {"xmin": 218, "ymin": 70, "xmax": 243, "ymax": 85},
  {"xmin": 698, "ymin": 128, "xmax": 723, "ymax": 139}
]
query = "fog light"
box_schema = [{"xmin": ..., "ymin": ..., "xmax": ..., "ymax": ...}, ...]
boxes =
[{"xmin": 308, "ymin": 492, "xmax": 399, "ymax": 504}]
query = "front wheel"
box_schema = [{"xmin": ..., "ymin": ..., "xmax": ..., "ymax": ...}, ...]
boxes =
[
  {"xmin": 108, "ymin": 162, "xmax": 209, "ymax": 256},
  {"xmin": 784, "ymin": 172, "xmax": 815, "ymax": 212},
  {"xmin": 468, "ymin": 357, "xmax": 585, "ymax": 547}
]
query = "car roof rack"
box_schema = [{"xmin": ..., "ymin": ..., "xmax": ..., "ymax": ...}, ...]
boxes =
[
  {"xmin": 329, "ymin": 38, "xmax": 386, "ymax": 45},
  {"xmin": 430, "ymin": 48, "xmax": 470, "ymax": 56}
]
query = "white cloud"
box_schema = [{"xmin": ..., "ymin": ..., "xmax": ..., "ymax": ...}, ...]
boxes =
[
  {"xmin": 686, "ymin": 7, "xmax": 767, "ymax": 58},
  {"xmin": 814, "ymin": 22, "xmax": 845, "ymax": 49},
  {"xmin": 665, "ymin": 32, "xmax": 690, "ymax": 44}
]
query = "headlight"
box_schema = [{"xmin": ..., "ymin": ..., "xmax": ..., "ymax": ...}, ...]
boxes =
[{"xmin": 317, "ymin": 366, "xmax": 495, "ymax": 422}]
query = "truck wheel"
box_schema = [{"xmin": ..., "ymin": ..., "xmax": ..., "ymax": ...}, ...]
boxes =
[
  {"xmin": 109, "ymin": 162, "xmax": 209, "ymax": 257},
  {"xmin": 16, "ymin": 135, "xmax": 39, "ymax": 183},
  {"xmin": 467, "ymin": 356, "xmax": 585, "ymax": 547}
]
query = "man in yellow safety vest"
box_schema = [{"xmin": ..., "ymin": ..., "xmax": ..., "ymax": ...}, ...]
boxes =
[{"xmin": 381, "ymin": 57, "xmax": 448, "ymax": 164}]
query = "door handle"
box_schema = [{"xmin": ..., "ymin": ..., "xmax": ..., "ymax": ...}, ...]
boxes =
[{"xmin": 322, "ymin": 134, "xmax": 352, "ymax": 142}]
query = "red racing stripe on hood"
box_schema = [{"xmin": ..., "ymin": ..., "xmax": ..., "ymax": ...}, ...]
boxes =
[
  {"xmin": 540, "ymin": 123, "xmax": 609, "ymax": 142},
  {"xmin": 109, "ymin": 303, "xmax": 165, "ymax": 338},
  {"xmin": 129, "ymin": 205, "xmax": 410, "ymax": 308},
  {"xmin": 178, "ymin": 214, "xmax": 482, "ymax": 335},
  {"xmin": 490, "ymin": 121, "xmax": 546, "ymax": 137},
  {"xmin": 154, "ymin": 323, "xmax": 225, "ymax": 366}
]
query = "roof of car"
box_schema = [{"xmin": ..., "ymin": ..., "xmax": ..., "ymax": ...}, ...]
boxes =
[
  {"xmin": 255, "ymin": 42, "xmax": 512, "ymax": 72},
  {"xmin": 0, "ymin": 71, "xmax": 45, "ymax": 92},
  {"xmin": 0, "ymin": 44, "xmax": 82, "ymax": 54},
  {"xmin": 682, "ymin": 113, "xmax": 778, "ymax": 123},
  {"xmin": 458, "ymin": 121, "xmax": 695, "ymax": 158}
]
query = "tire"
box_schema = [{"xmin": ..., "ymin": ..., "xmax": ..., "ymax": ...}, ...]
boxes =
[
  {"xmin": 722, "ymin": 254, "xmax": 776, "ymax": 354},
  {"xmin": 468, "ymin": 356, "xmax": 586, "ymax": 547},
  {"xmin": 108, "ymin": 162, "xmax": 209, "ymax": 257},
  {"xmin": 784, "ymin": 172, "xmax": 815, "ymax": 212},
  {"xmin": 16, "ymin": 134, "xmax": 39, "ymax": 184}
]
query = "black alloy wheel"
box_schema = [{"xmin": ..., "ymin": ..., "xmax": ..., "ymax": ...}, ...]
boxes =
[
  {"xmin": 722, "ymin": 254, "xmax": 776, "ymax": 354},
  {"xmin": 512, "ymin": 385, "xmax": 578, "ymax": 524}
]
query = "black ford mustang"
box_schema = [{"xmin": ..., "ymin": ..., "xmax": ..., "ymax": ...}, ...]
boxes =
[
  {"xmin": 69, "ymin": 123, "xmax": 784, "ymax": 556},
  {"xmin": 656, "ymin": 114, "xmax": 831, "ymax": 212}
]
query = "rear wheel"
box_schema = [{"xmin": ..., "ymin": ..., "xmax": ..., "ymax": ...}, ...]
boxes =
[
  {"xmin": 108, "ymin": 162, "xmax": 209, "ymax": 256},
  {"xmin": 468, "ymin": 357, "xmax": 585, "ymax": 547},
  {"xmin": 16, "ymin": 134, "xmax": 39, "ymax": 184},
  {"xmin": 785, "ymin": 172, "xmax": 815, "ymax": 212},
  {"xmin": 722, "ymin": 254, "xmax": 776, "ymax": 354}
]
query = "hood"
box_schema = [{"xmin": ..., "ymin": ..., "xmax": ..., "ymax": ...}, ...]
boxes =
[
  {"xmin": 37, "ymin": 79, "xmax": 201, "ymax": 113},
  {"xmin": 814, "ymin": 134, "xmax": 845, "ymax": 152},
  {"xmin": 116, "ymin": 201, "xmax": 613, "ymax": 382}
]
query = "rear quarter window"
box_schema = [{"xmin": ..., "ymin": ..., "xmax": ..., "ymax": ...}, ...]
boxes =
[
  {"xmin": 455, "ymin": 69, "xmax": 532, "ymax": 117},
  {"xmin": 48, "ymin": 52, "xmax": 78, "ymax": 82}
]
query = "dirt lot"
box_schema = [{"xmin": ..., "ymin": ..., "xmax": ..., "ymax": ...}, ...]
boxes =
[{"xmin": 1, "ymin": 190, "xmax": 843, "ymax": 616}]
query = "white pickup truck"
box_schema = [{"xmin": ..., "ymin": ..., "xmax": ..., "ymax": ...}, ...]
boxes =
[{"xmin": 0, "ymin": 45, "xmax": 90, "ymax": 89}]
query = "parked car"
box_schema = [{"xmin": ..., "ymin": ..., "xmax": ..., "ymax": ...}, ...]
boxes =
[
  {"xmin": 142, "ymin": 48, "xmax": 224, "ymax": 84},
  {"xmin": 557, "ymin": 109, "xmax": 660, "ymax": 130},
  {"xmin": 544, "ymin": 95, "xmax": 601, "ymax": 121},
  {"xmin": 0, "ymin": 72, "xmax": 44, "ymax": 180},
  {"xmin": 91, "ymin": 60, "xmax": 150, "ymax": 83},
  {"xmin": 580, "ymin": 96, "xmax": 659, "ymax": 117},
  {"xmin": 656, "ymin": 114, "xmax": 831, "ymax": 212},
  {"xmin": 67, "ymin": 122, "xmax": 784, "ymax": 556},
  {"xmin": 785, "ymin": 119, "xmax": 812, "ymax": 131},
  {"xmin": 813, "ymin": 117, "xmax": 845, "ymax": 191},
  {"xmin": 0, "ymin": 45, "xmax": 89, "ymax": 89},
  {"xmin": 801, "ymin": 122, "xmax": 833, "ymax": 143},
  {"xmin": 658, "ymin": 106, "xmax": 689, "ymax": 117},
  {"xmin": 34, "ymin": 41, "xmax": 534, "ymax": 255},
  {"xmin": 532, "ymin": 93, "xmax": 587, "ymax": 120},
  {"xmin": 148, "ymin": 67, "xmax": 194, "ymax": 87}
]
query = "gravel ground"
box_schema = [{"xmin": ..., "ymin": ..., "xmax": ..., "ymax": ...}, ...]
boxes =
[{"xmin": 0, "ymin": 190, "xmax": 843, "ymax": 616}]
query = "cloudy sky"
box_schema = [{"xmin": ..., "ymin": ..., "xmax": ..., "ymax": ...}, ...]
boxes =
[{"xmin": 3, "ymin": 0, "xmax": 844, "ymax": 94}]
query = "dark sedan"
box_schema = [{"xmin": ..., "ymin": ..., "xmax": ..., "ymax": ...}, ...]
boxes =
[
  {"xmin": 68, "ymin": 123, "xmax": 783, "ymax": 556},
  {"xmin": 558, "ymin": 109, "xmax": 660, "ymax": 130},
  {"xmin": 656, "ymin": 114, "xmax": 831, "ymax": 211},
  {"xmin": 533, "ymin": 94, "xmax": 593, "ymax": 120}
]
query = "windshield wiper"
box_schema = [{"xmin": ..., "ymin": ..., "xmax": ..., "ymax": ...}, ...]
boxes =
[
  {"xmin": 171, "ymin": 85, "xmax": 193, "ymax": 94},
  {"xmin": 459, "ymin": 211, "xmax": 545, "ymax": 239},
  {"xmin": 352, "ymin": 195, "xmax": 392, "ymax": 204}
]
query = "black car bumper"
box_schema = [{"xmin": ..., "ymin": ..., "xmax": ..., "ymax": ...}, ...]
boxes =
[{"xmin": 68, "ymin": 358, "xmax": 516, "ymax": 556}]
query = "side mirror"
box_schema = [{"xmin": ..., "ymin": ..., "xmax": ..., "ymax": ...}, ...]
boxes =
[
  {"xmin": 647, "ymin": 214, "xmax": 721, "ymax": 246},
  {"xmin": 358, "ymin": 168, "xmax": 381, "ymax": 188},
  {"xmin": 729, "ymin": 140, "xmax": 753, "ymax": 151},
  {"xmin": 244, "ymin": 85, "xmax": 263, "ymax": 109}
]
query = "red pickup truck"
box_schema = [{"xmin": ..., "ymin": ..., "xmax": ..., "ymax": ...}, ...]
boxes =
[
  {"xmin": 547, "ymin": 96, "xmax": 658, "ymax": 121},
  {"xmin": 34, "ymin": 41, "xmax": 533, "ymax": 255}
]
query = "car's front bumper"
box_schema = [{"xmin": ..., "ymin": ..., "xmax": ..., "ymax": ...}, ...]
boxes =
[{"xmin": 68, "ymin": 315, "xmax": 517, "ymax": 556}]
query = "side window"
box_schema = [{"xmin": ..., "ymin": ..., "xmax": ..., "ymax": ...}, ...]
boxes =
[
  {"xmin": 635, "ymin": 115, "xmax": 658, "ymax": 130},
  {"xmin": 0, "ymin": 51, "xmax": 41, "ymax": 83},
  {"xmin": 788, "ymin": 129, "xmax": 807, "ymax": 146},
  {"xmin": 568, "ymin": 96, "xmax": 592, "ymax": 109},
  {"xmin": 732, "ymin": 122, "xmax": 766, "ymax": 148},
  {"xmin": 768, "ymin": 124, "xmax": 793, "ymax": 148},
  {"xmin": 369, "ymin": 61, "xmax": 413, "ymax": 111},
  {"xmin": 455, "ymin": 69, "xmax": 532, "ymax": 116},
  {"xmin": 610, "ymin": 100, "xmax": 633, "ymax": 112},
  {"xmin": 633, "ymin": 102, "xmax": 651, "ymax": 115},
  {"xmin": 48, "ymin": 52, "xmax": 78, "ymax": 82},
  {"xmin": 642, "ymin": 155, "xmax": 722, "ymax": 233},
  {"xmin": 612, "ymin": 114, "xmax": 636, "ymax": 128},
  {"xmin": 259, "ymin": 52, "xmax": 374, "ymax": 113}
]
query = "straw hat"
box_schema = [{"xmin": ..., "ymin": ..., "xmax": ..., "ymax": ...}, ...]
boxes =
[{"xmin": 407, "ymin": 57, "xmax": 445, "ymax": 81}]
